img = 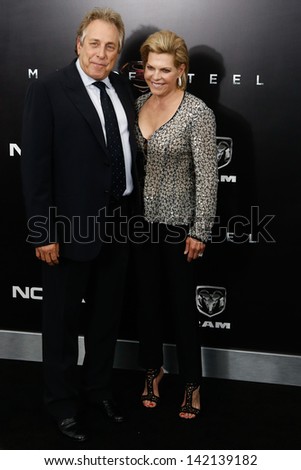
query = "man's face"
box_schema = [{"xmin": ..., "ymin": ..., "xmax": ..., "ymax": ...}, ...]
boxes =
[{"xmin": 77, "ymin": 19, "xmax": 120, "ymax": 80}]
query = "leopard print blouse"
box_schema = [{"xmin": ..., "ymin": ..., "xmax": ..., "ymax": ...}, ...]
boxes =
[{"xmin": 135, "ymin": 91, "xmax": 218, "ymax": 242}]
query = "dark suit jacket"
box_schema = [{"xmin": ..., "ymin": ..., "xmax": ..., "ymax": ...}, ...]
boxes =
[{"xmin": 21, "ymin": 60, "xmax": 138, "ymax": 261}]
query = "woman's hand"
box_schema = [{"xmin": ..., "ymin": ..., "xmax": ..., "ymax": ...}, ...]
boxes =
[{"xmin": 184, "ymin": 237, "xmax": 205, "ymax": 262}]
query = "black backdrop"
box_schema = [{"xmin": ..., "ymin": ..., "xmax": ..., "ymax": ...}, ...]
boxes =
[{"xmin": 1, "ymin": 0, "xmax": 300, "ymax": 356}]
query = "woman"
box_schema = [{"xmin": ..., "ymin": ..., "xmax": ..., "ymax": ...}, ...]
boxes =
[{"xmin": 134, "ymin": 30, "xmax": 218, "ymax": 419}]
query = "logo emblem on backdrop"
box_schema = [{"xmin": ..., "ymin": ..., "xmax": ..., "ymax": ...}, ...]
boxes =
[
  {"xmin": 119, "ymin": 61, "xmax": 149, "ymax": 94},
  {"xmin": 216, "ymin": 137, "xmax": 233, "ymax": 169},
  {"xmin": 196, "ymin": 286, "xmax": 226, "ymax": 317}
]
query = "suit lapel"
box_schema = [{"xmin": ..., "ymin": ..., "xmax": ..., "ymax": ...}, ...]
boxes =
[
  {"xmin": 60, "ymin": 61, "xmax": 108, "ymax": 155},
  {"xmin": 109, "ymin": 72, "xmax": 137, "ymax": 159},
  {"xmin": 110, "ymin": 73, "xmax": 133, "ymax": 125},
  {"xmin": 59, "ymin": 62, "xmax": 136, "ymax": 162}
]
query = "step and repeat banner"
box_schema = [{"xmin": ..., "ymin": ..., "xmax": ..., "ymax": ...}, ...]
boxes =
[{"xmin": 1, "ymin": 0, "xmax": 299, "ymax": 356}]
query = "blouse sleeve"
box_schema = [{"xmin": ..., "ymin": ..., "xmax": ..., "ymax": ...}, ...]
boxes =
[{"xmin": 188, "ymin": 104, "xmax": 218, "ymax": 242}]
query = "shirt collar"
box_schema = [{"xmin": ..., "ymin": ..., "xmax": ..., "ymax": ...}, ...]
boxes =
[{"xmin": 76, "ymin": 58, "xmax": 112, "ymax": 89}]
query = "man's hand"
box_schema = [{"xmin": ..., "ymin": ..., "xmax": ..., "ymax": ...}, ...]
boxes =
[{"xmin": 35, "ymin": 243, "xmax": 60, "ymax": 266}]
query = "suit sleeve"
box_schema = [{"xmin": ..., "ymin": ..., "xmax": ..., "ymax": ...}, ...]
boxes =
[{"xmin": 21, "ymin": 80, "xmax": 56, "ymax": 246}]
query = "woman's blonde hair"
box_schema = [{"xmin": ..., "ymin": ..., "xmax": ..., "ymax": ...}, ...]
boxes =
[
  {"xmin": 140, "ymin": 30, "xmax": 189, "ymax": 90},
  {"xmin": 75, "ymin": 7, "xmax": 125, "ymax": 54}
]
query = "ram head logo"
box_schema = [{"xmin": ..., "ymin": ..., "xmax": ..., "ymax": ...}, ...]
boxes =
[
  {"xmin": 216, "ymin": 137, "xmax": 233, "ymax": 169},
  {"xmin": 196, "ymin": 286, "xmax": 226, "ymax": 317}
]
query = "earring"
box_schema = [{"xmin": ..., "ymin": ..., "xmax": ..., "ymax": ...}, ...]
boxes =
[{"xmin": 177, "ymin": 76, "xmax": 182, "ymax": 87}]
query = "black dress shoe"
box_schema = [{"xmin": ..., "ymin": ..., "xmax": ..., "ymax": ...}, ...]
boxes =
[
  {"xmin": 97, "ymin": 399, "xmax": 125, "ymax": 423},
  {"xmin": 57, "ymin": 417, "xmax": 88, "ymax": 442}
]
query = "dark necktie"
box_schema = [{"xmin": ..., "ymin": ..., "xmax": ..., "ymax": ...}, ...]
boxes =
[{"xmin": 93, "ymin": 81, "xmax": 126, "ymax": 200}]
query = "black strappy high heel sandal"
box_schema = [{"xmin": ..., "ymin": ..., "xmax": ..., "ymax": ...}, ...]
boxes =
[
  {"xmin": 141, "ymin": 368, "xmax": 163, "ymax": 408},
  {"xmin": 179, "ymin": 383, "xmax": 201, "ymax": 419}
]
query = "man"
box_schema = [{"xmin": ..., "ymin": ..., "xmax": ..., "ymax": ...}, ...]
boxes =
[{"xmin": 21, "ymin": 7, "xmax": 137, "ymax": 442}]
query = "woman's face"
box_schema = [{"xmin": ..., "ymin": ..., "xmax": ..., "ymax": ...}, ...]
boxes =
[{"xmin": 144, "ymin": 52, "xmax": 185, "ymax": 97}]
